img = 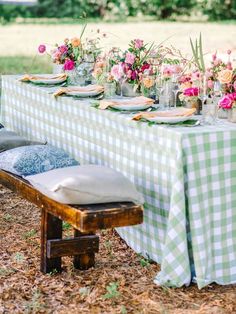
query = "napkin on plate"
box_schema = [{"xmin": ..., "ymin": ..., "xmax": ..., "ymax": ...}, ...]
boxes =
[
  {"xmin": 53, "ymin": 85, "xmax": 104, "ymax": 97},
  {"xmin": 99, "ymin": 96, "xmax": 154, "ymax": 110},
  {"xmin": 132, "ymin": 107, "xmax": 196, "ymax": 120},
  {"xmin": 19, "ymin": 73, "xmax": 67, "ymax": 82}
]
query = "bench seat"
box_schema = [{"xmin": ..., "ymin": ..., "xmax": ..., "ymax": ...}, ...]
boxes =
[{"xmin": 0, "ymin": 169, "xmax": 143, "ymax": 273}]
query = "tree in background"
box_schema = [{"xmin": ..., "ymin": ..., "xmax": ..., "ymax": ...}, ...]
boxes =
[{"xmin": 0, "ymin": 0, "xmax": 236, "ymax": 23}]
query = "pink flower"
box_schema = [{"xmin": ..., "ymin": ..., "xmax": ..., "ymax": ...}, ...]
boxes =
[
  {"xmin": 141, "ymin": 63, "xmax": 150, "ymax": 73},
  {"xmin": 125, "ymin": 52, "xmax": 135, "ymax": 65},
  {"xmin": 227, "ymin": 50, "xmax": 231, "ymax": 55},
  {"xmin": 38, "ymin": 44, "xmax": 46, "ymax": 54},
  {"xmin": 192, "ymin": 71, "xmax": 201, "ymax": 80},
  {"xmin": 59, "ymin": 45, "xmax": 68, "ymax": 54},
  {"xmin": 63, "ymin": 59, "xmax": 75, "ymax": 71},
  {"xmin": 219, "ymin": 94, "xmax": 234, "ymax": 109},
  {"xmin": 131, "ymin": 70, "xmax": 137, "ymax": 80},
  {"xmin": 207, "ymin": 80, "xmax": 214, "ymax": 89},
  {"xmin": 212, "ymin": 53, "xmax": 217, "ymax": 61},
  {"xmin": 183, "ymin": 87, "xmax": 199, "ymax": 97},
  {"xmin": 111, "ymin": 64, "xmax": 124, "ymax": 81},
  {"xmin": 227, "ymin": 61, "xmax": 233, "ymax": 70},
  {"xmin": 134, "ymin": 39, "xmax": 144, "ymax": 49}
]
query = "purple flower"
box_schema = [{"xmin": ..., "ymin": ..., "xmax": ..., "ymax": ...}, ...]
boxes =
[
  {"xmin": 63, "ymin": 59, "xmax": 75, "ymax": 71},
  {"xmin": 38, "ymin": 44, "xmax": 46, "ymax": 54}
]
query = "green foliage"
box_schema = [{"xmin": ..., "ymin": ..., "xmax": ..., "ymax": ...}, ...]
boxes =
[
  {"xmin": 102, "ymin": 282, "xmax": 120, "ymax": 300},
  {"xmin": 23, "ymin": 229, "xmax": 37, "ymax": 239},
  {"xmin": 1, "ymin": 0, "xmax": 235, "ymax": 23},
  {"xmin": 200, "ymin": 0, "xmax": 236, "ymax": 21},
  {"xmin": 62, "ymin": 221, "xmax": 71, "ymax": 231}
]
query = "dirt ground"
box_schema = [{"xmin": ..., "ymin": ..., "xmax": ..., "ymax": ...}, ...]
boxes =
[
  {"xmin": 0, "ymin": 185, "xmax": 236, "ymax": 314},
  {"xmin": 0, "ymin": 22, "xmax": 235, "ymax": 58}
]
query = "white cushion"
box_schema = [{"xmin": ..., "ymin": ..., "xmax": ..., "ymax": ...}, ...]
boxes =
[{"xmin": 25, "ymin": 165, "xmax": 144, "ymax": 205}]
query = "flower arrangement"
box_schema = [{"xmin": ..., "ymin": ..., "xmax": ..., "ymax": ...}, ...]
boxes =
[
  {"xmin": 219, "ymin": 93, "xmax": 236, "ymax": 110},
  {"xmin": 38, "ymin": 24, "xmax": 103, "ymax": 72},
  {"xmin": 179, "ymin": 87, "xmax": 199, "ymax": 102},
  {"xmin": 109, "ymin": 39, "xmax": 155, "ymax": 88}
]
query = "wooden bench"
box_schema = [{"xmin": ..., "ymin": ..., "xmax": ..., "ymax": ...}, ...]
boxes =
[{"xmin": 0, "ymin": 170, "xmax": 143, "ymax": 273}]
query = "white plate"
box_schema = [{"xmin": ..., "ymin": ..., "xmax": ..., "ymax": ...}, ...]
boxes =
[
  {"xmin": 66, "ymin": 90, "xmax": 102, "ymax": 97},
  {"xmin": 146, "ymin": 115, "xmax": 194, "ymax": 124},
  {"xmin": 112, "ymin": 103, "xmax": 152, "ymax": 111},
  {"xmin": 30, "ymin": 75, "xmax": 66, "ymax": 84}
]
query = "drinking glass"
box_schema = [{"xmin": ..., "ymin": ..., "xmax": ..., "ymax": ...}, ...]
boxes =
[
  {"xmin": 172, "ymin": 75, "xmax": 180, "ymax": 108},
  {"xmin": 198, "ymin": 73, "xmax": 208, "ymax": 111},
  {"xmin": 202, "ymin": 103, "xmax": 218, "ymax": 125},
  {"xmin": 118, "ymin": 64, "xmax": 126, "ymax": 97}
]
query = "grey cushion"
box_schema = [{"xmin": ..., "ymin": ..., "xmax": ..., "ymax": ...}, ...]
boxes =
[
  {"xmin": 0, "ymin": 129, "xmax": 43, "ymax": 153},
  {"xmin": 26, "ymin": 165, "xmax": 144, "ymax": 205}
]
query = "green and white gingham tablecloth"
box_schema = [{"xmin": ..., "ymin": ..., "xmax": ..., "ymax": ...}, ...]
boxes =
[{"xmin": 1, "ymin": 75, "xmax": 236, "ymax": 288}]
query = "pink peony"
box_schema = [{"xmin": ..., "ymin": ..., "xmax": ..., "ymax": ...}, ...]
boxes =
[
  {"xmin": 63, "ymin": 59, "xmax": 75, "ymax": 71},
  {"xmin": 38, "ymin": 44, "xmax": 46, "ymax": 54},
  {"xmin": 111, "ymin": 64, "xmax": 124, "ymax": 81},
  {"xmin": 183, "ymin": 87, "xmax": 199, "ymax": 97},
  {"xmin": 59, "ymin": 45, "xmax": 68, "ymax": 54},
  {"xmin": 125, "ymin": 52, "xmax": 135, "ymax": 65},
  {"xmin": 219, "ymin": 94, "xmax": 234, "ymax": 109},
  {"xmin": 134, "ymin": 39, "xmax": 144, "ymax": 49}
]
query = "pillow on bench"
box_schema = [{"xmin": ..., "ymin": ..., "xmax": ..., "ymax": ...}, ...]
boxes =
[
  {"xmin": 0, "ymin": 145, "xmax": 79, "ymax": 176},
  {"xmin": 0, "ymin": 129, "xmax": 43, "ymax": 153},
  {"xmin": 26, "ymin": 165, "xmax": 144, "ymax": 205}
]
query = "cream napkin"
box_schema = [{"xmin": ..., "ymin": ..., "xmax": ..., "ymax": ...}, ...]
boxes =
[
  {"xmin": 132, "ymin": 107, "xmax": 196, "ymax": 120},
  {"xmin": 53, "ymin": 85, "xmax": 104, "ymax": 97},
  {"xmin": 19, "ymin": 73, "xmax": 67, "ymax": 82},
  {"xmin": 99, "ymin": 96, "xmax": 154, "ymax": 110}
]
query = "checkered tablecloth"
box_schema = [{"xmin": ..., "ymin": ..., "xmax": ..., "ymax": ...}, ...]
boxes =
[{"xmin": 1, "ymin": 75, "xmax": 236, "ymax": 288}]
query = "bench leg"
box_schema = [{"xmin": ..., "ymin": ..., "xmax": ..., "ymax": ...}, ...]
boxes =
[
  {"xmin": 73, "ymin": 229, "xmax": 96, "ymax": 270},
  {"xmin": 40, "ymin": 208, "xmax": 62, "ymax": 273}
]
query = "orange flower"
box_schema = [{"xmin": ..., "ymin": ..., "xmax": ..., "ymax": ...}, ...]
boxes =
[
  {"xmin": 142, "ymin": 77, "xmax": 155, "ymax": 89},
  {"xmin": 71, "ymin": 37, "xmax": 81, "ymax": 47},
  {"xmin": 218, "ymin": 69, "xmax": 233, "ymax": 84}
]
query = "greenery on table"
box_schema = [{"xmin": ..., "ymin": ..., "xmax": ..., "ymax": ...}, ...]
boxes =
[{"xmin": 0, "ymin": 0, "xmax": 235, "ymax": 24}]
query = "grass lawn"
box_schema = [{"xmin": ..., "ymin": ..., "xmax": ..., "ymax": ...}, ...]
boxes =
[{"xmin": 0, "ymin": 56, "xmax": 51, "ymax": 75}]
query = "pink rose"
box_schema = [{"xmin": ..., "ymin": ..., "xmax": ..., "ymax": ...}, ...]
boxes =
[
  {"xmin": 134, "ymin": 39, "xmax": 144, "ymax": 49},
  {"xmin": 207, "ymin": 80, "xmax": 214, "ymax": 89},
  {"xmin": 183, "ymin": 87, "xmax": 199, "ymax": 97},
  {"xmin": 141, "ymin": 63, "xmax": 150, "ymax": 73},
  {"xmin": 111, "ymin": 64, "xmax": 124, "ymax": 81},
  {"xmin": 219, "ymin": 95, "xmax": 233, "ymax": 109},
  {"xmin": 38, "ymin": 44, "xmax": 46, "ymax": 54},
  {"xmin": 125, "ymin": 52, "xmax": 135, "ymax": 65},
  {"xmin": 59, "ymin": 45, "xmax": 68, "ymax": 54},
  {"xmin": 63, "ymin": 59, "xmax": 75, "ymax": 71}
]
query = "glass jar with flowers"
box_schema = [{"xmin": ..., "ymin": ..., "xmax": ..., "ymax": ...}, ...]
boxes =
[
  {"xmin": 38, "ymin": 24, "xmax": 103, "ymax": 85},
  {"xmin": 179, "ymin": 87, "xmax": 200, "ymax": 114},
  {"xmin": 219, "ymin": 93, "xmax": 236, "ymax": 123},
  {"xmin": 109, "ymin": 39, "xmax": 155, "ymax": 97}
]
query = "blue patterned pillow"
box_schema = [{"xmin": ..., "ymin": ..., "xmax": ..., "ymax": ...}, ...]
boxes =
[{"xmin": 0, "ymin": 145, "xmax": 79, "ymax": 176}]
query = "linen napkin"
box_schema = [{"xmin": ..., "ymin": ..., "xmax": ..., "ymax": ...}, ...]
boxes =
[
  {"xmin": 132, "ymin": 107, "xmax": 196, "ymax": 120},
  {"xmin": 53, "ymin": 85, "xmax": 104, "ymax": 97},
  {"xmin": 19, "ymin": 73, "xmax": 67, "ymax": 82},
  {"xmin": 99, "ymin": 96, "xmax": 154, "ymax": 110}
]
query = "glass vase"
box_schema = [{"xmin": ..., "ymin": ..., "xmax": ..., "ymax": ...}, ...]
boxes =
[
  {"xmin": 228, "ymin": 108, "xmax": 236, "ymax": 123},
  {"xmin": 104, "ymin": 82, "xmax": 116, "ymax": 98}
]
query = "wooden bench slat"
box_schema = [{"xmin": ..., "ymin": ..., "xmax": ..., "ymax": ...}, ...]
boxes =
[{"xmin": 47, "ymin": 235, "xmax": 99, "ymax": 258}]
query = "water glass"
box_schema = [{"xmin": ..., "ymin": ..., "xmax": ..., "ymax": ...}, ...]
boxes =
[{"xmin": 202, "ymin": 104, "xmax": 218, "ymax": 125}]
